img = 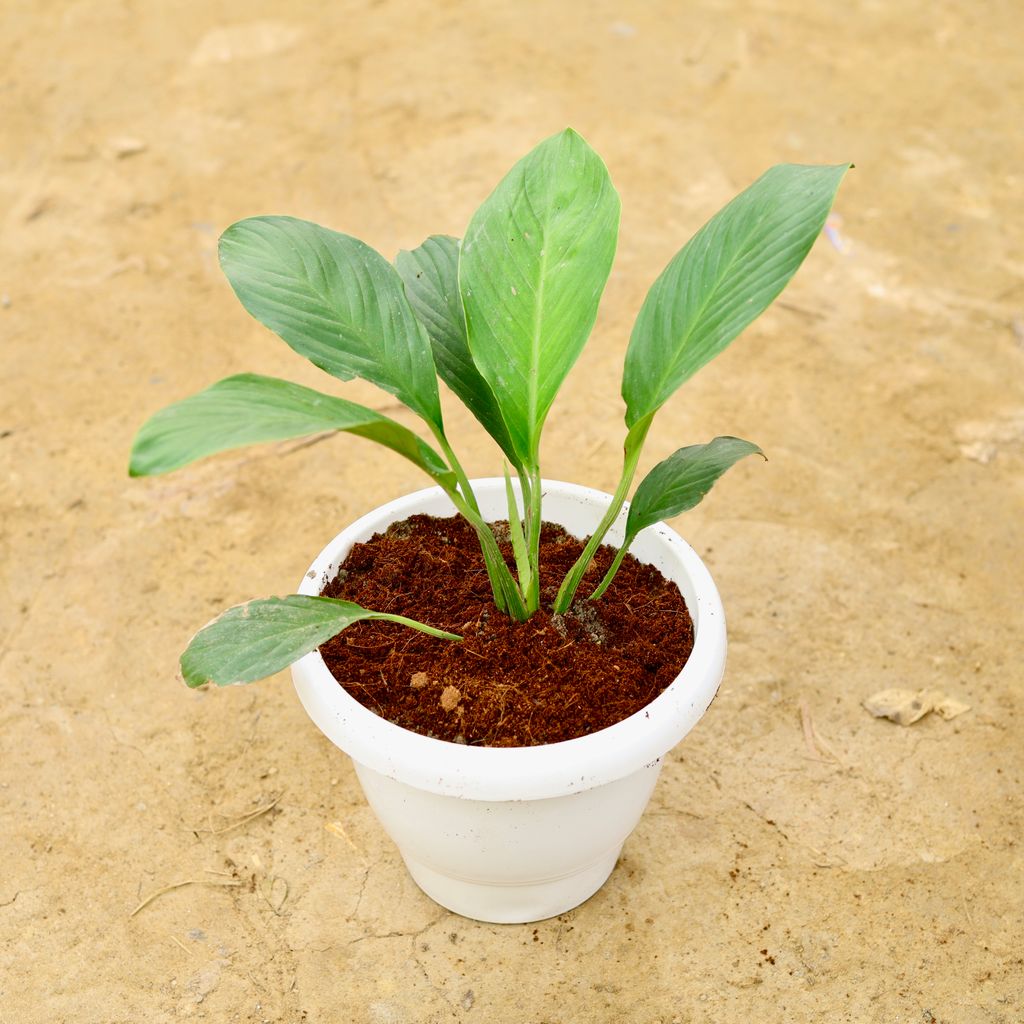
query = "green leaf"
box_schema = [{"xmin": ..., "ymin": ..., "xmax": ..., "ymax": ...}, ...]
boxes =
[
  {"xmin": 396, "ymin": 236, "xmax": 521, "ymax": 468},
  {"xmin": 180, "ymin": 595, "xmax": 461, "ymax": 688},
  {"xmin": 129, "ymin": 374, "xmax": 455, "ymax": 487},
  {"xmin": 622, "ymin": 163, "xmax": 850, "ymax": 427},
  {"xmin": 459, "ymin": 128, "xmax": 620, "ymax": 465},
  {"xmin": 625, "ymin": 436, "xmax": 764, "ymax": 540},
  {"xmin": 219, "ymin": 216, "xmax": 444, "ymax": 431},
  {"xmin": 588, "ymin": 437, "xmax": 763, "ymax": 601}
]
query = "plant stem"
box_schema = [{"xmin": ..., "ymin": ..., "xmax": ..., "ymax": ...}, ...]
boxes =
[
  {"xmin": 378, "ymin": 613, "xmax": 463, "ymax": 642},
  {"xmin": 552, "ymin": 418, "xmax": 651, "ymax": 613},
  {"xmin": 446, "ymin": 486, "xmax": 529, "ymax": 621},
  {"xmin": 525, "ymin": 464, "xmax": 542, "ymax": 613},
  {"xmin": 516, "ymin": 466, "xmax": 533, "ymax": 541},
  {"xmin": 428, "ymin": 427, "xmax": 529, "ymax": 618},
  {"xmin": 432, "ymin": 429, "xmax": 482, "ymax": 516},
  {"xmin": 587, "ymin": 537, "xmax": 632, "ymax": 601},
  {"xmin": 516, "ymin": 465, "xmax": 539, "ymax": 608},
  {"xmin": 504, "ymin": 465, "xmax": 533, "ymax": 598}
]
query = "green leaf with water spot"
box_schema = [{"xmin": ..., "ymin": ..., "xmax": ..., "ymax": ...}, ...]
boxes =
[
  {"xmin": 219, "ymin": 216, "xmax": 444, "ymax": 431},
  {"xmin": 396, "ymin": 235, "xmax": 521, "ymax": 468},
  {"xmin": 129, "ymin": 373, "xmax": 455, "ymax": 487},
  {"xmin": 180, "ymin": 595, "xmax": 461, "ymax": 688},
  {"xmin": 459, "ymin": 128, "xmax": 620, "ymax": 466}
]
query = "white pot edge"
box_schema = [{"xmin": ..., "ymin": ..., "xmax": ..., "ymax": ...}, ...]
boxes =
[{"xmin": 291, "ymin": 478, "xmax": 726, "ymax": 802}]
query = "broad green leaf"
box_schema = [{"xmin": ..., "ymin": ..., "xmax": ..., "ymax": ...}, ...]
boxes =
[
  {"xmin": 180, "ymin": 595, "xmax": 461, "ymax": 688},
  {"xmin": 129, "ymin": 374, "xmax": 455, "ymax": 487},
  {"xmin": 622, "ymin": 163, "xmax": 850, "ymax": 427},
  {"xmin": 396, "ymin": 236, "xmax": 521, "ymax": 468},
  {"xmin": 625, "ymin": 436, "xmax": 764, "ymax": 541},
  {"xmin": 459, "ymin": 128, "xmax": 620, "ymax": 465},
  {"xmin": 219, "ymin": 216, "xmax": 444, "ymax": 431}
]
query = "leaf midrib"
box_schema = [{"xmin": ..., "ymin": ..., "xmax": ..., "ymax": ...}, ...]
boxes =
[{"xmin": 527, "ymin": 181, "xmax": 549, "ymax": 457}]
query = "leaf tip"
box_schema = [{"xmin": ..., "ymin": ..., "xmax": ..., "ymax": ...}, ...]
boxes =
[{"xmin": 179, "ymin": 660, "xmax": 210, "ymax": 689}]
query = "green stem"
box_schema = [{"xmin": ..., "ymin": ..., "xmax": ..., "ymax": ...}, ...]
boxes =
[
  {"xmin": 447, "ymin": 486, "xmax": 529, "ymax": 621},
  {"xmin": 432, "ymin": 429, "xmax": 482, "ymax": 516},
  {"xmin": 428, "ymin": 426, "xmax": 530, "ymax": 618},
  {"xmin": 552, "ymin": 419, "xmax": 651, "ymax": 614},
  {"xmin": 377, "ymin": 612, "xmax": 463, "ymax": 642},
  {"xmin": 525, "ymin": 464, "xmax": 542, "ymax": 613},
  {"xmin": 504, "ymin": 465, "xmax": 533, "ymax": 598},
  {"xmin": 588, "ymin": 536, "xmax": 632, "ymax": 601},
  {"xmin": 516, "ymin": 466, "xmax": 533, "ymax": 541}
]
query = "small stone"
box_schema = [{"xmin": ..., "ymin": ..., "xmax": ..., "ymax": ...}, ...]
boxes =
[
  {"xmin": 863, "ymin": 688, "xmax": 937, "ymax": 725},
  {"xmin": 1011, "ymin": 318, "xmax": 1024, "ymax": 349},
  {"xmin": 934, "ymin": 696, "xmax": 971, "ymax": 720},
  {"xmin": 410, "ymin": 671, "xmax": 430, "ymax": 689},
  {"xmin": 107, "ymin": 136, "xmax": 147, "ymax": 159},
  {"xmin": 440, "ymin": 685, "xmax": 461, "ymax": 712},
  {"xmin": 862, "ymin": 688, "xmax": 970, "ymax": 726}
]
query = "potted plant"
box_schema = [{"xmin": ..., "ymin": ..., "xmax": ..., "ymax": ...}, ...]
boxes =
[{"xmin": 131, "ymin": 129, "xmax": 848, "ymax": 923}]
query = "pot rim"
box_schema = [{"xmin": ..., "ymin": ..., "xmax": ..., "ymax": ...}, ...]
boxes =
[{"xmin": 291, "ymin": 478, "xmax": 726, "ymax": 800}]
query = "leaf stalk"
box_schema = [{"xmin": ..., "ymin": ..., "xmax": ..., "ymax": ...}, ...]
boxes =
[{"xmin": 552, "ymin": 416, "xmax": 651, "ymax": 613}]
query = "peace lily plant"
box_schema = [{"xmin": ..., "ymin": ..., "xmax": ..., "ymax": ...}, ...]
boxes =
[{"xmin": 131, "ymin": 129, "xmax": 848, "ymax": 690}]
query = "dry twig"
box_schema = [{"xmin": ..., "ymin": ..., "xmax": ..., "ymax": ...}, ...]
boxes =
[
  {"xmin": 325, "ymin": 820, "xmax": 367, "ymax": 862},
  {"xmin": 129, "ymin": 878, "xmax": 241, "ymax": 919},
  {"xmin": 799, "ymin": 700, "xmax": 844, "ymax": 765},
  {"xmin": 186, "ymin": 795, "xmax": 281, "ymax": 835}
]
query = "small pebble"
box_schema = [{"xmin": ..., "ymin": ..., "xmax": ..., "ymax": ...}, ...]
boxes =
[{"xmin": 108, "ymin": 136, "xmax": 147, "ymax": 159}]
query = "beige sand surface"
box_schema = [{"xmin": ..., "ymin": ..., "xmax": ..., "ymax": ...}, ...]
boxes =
[{"xmin": 2, "ymin": 2, "xmax": 1022, "ymax": 1021}]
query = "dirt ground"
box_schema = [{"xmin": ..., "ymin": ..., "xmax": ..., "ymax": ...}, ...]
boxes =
[{"xmin": 2, "ymin": 1, "xmax": 1022, "ymax": 1021}]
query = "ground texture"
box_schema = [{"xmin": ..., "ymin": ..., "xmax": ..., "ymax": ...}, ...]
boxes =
[{"xmin": 1, "ymin": 1, "xmax": 1022, "ymax": 1021}]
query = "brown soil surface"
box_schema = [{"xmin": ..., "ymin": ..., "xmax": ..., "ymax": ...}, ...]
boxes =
[
  {"xmin": 3, "ymin": 2, "xmax": 1023, "ymax": 1022},
  {"xmin": 319, "ymin": 515, "xmax": 694, "ymax": 746}
]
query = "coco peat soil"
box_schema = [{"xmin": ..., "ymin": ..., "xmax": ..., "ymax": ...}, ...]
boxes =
[{"xmin": 319, "ymin": 514, "xmax": 694, "ymax": 746}]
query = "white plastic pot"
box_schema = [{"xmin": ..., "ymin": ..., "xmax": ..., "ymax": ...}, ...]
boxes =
[{"xmin": 292, "ymin": 479, "xmax": 726, "ymax": 924}]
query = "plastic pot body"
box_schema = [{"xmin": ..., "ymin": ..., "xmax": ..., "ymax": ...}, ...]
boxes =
[{"xmin": 292, "ymin": 479, "xmax": 727, "ymax": 924}]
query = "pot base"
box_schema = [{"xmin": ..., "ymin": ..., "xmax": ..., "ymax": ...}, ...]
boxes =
[{"xmin": 402, "ymin": 848, "xmax": 621, "ymax": 925}]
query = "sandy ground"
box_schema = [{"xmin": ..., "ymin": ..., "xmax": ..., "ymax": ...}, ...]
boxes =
[{"xmin": 2, "ymin": 1, "xmax": 1023, "ymax": 1021}]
